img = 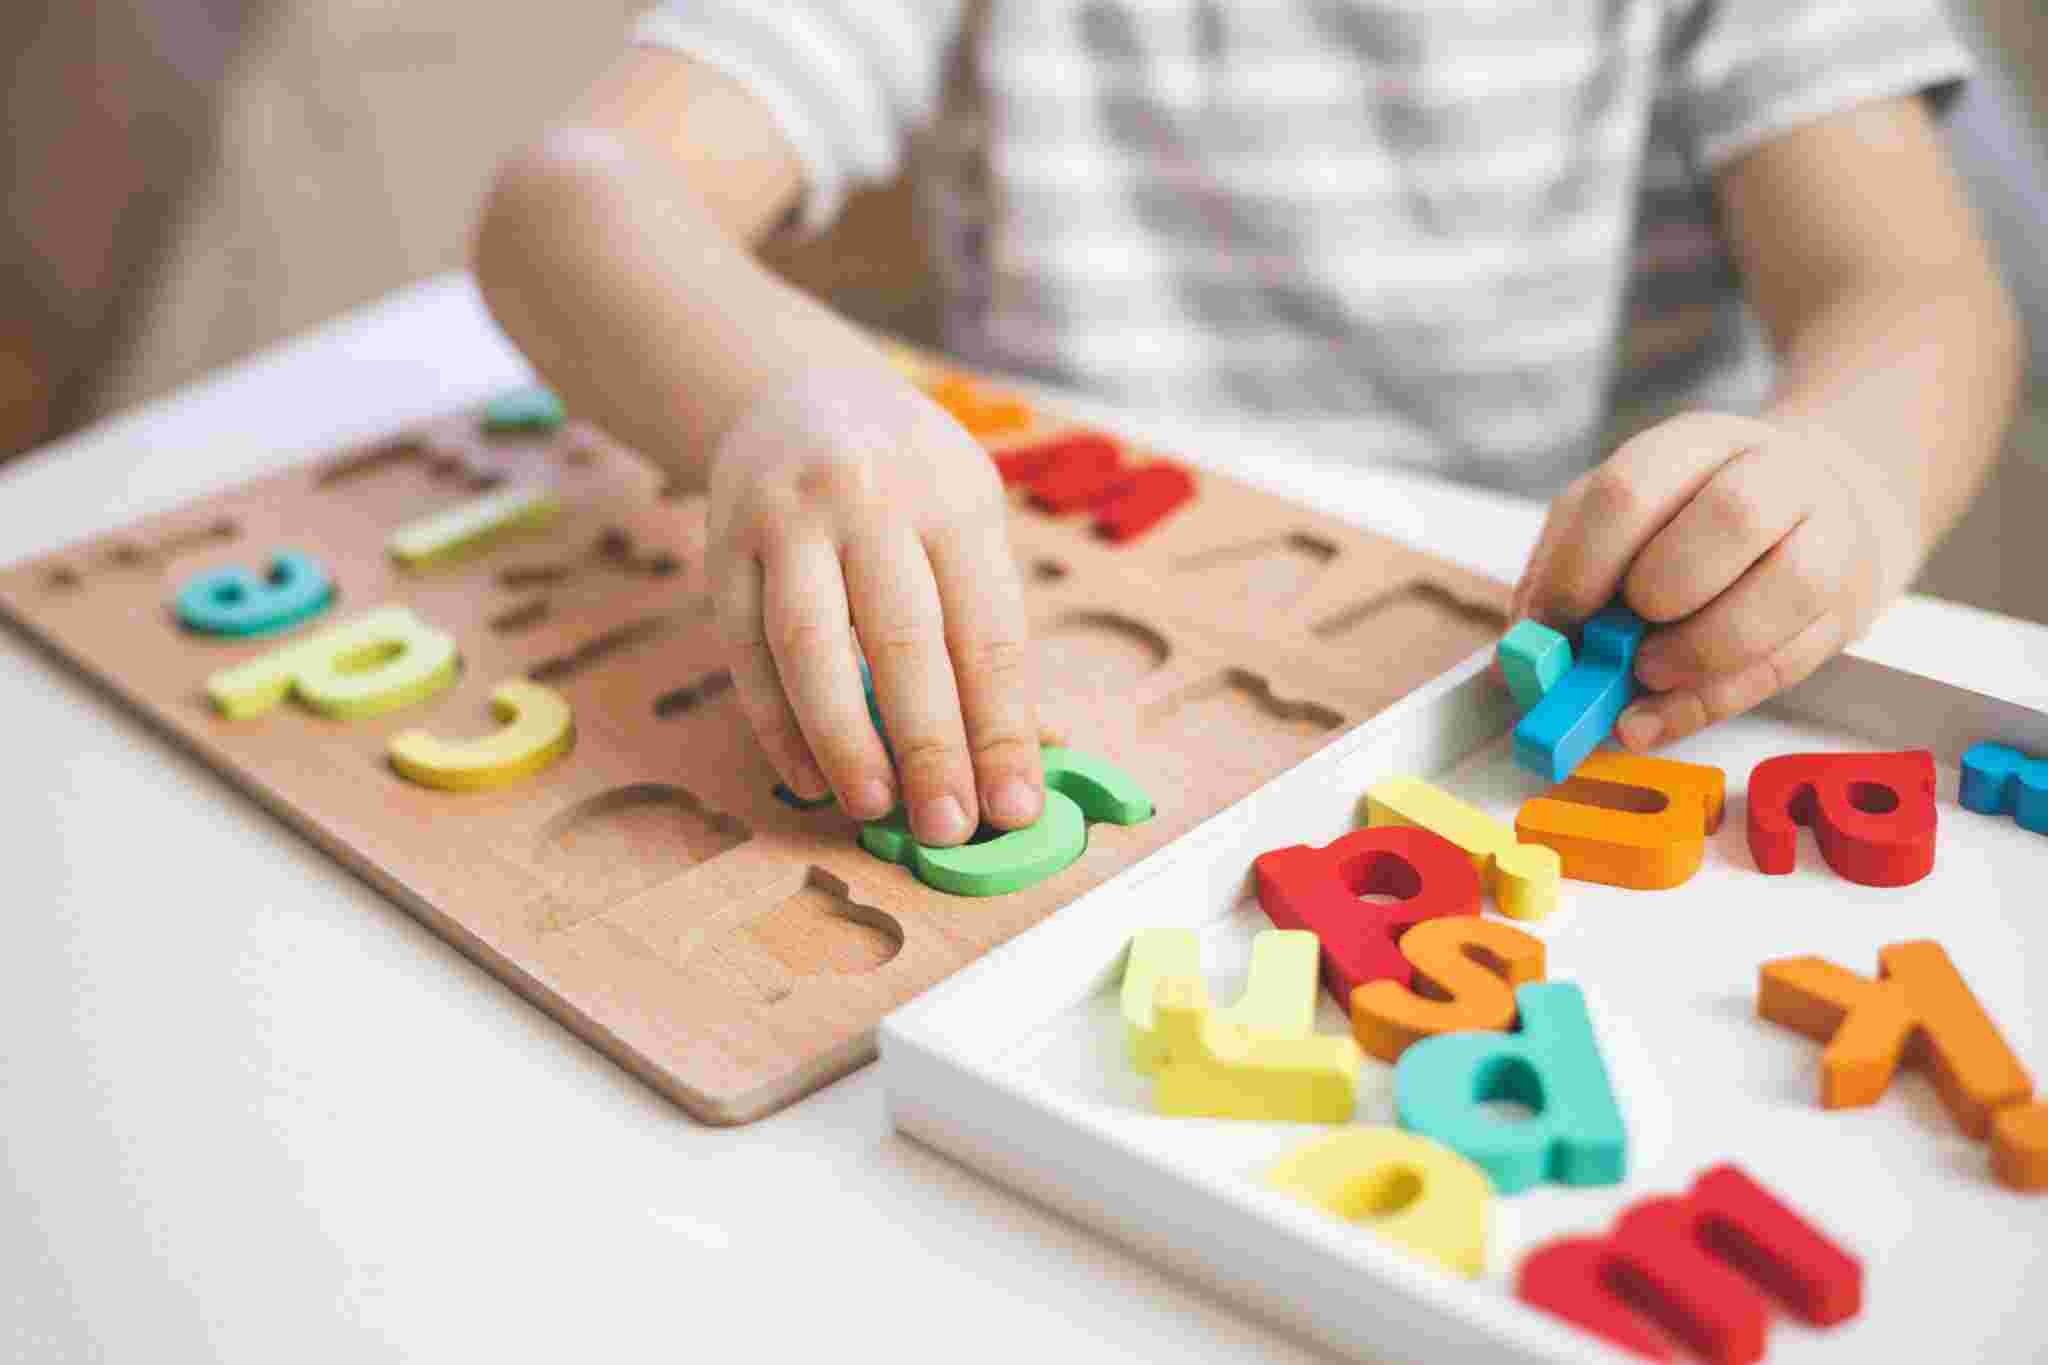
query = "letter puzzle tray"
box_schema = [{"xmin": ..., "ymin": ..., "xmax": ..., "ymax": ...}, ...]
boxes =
[
  {"xmin": 882, "ymin": 650, "xmax": 2048, "ymax": 1364},
  {"xmin": 0, "ymin": 364, "xmax": 1507, "ymax": 1125}
]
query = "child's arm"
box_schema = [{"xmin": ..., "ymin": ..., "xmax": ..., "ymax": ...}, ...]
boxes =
[
  {"xmin": 472, "ymin": 49, "xmax": 1045, "ymax": 847},
  {"xmin": 1509, "ymin": 93, "xmax": 2022, "ymax": 749}
]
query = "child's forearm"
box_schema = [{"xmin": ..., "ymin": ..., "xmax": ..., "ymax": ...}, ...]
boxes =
[
  {"xmin": 473, "ymin": 52, "xmax": 1053, "ymax": 846},
  {"xmin": 1506, "ymin": 97, "xmax": 2020, "ymax": 751},
  {"xmin": 1719, "ymin": 94, "xmax": 2024, "ymax": 600},
  {"xmin": 1760, "ymin": 270, "xmax": 2021, "ymax": 597},
  {"xmin": 471, "ymin": 59, "xmax": 891, "ymax": 490}
]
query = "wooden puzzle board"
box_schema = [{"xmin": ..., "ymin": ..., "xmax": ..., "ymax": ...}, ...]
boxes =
[
  {"xmin": 882, "ymin": 651, "xmax": 2048, "ymax": 1363},
  {"xmin": 0, "ymin": 361, "xmax": 1507, "ymax": 1124}
]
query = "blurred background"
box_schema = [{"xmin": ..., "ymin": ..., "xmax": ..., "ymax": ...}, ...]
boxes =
[{"xmin": 5, "ymin": 1, "xmax": 2046, "ymax": 621}]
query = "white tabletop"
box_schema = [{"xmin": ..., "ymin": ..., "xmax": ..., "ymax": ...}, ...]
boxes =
[{"xmin": 4, "ymin": 275, "xmax": 2044, "ymax": 1365}]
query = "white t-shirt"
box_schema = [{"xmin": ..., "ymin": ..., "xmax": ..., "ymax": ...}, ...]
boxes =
[{"xmin": 634, "ymin": 1, "xmax": 1970, "ymax": 494}]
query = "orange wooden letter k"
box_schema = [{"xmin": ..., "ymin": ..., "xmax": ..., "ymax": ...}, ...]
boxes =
[{"xmin": 1759, "ymin": 940, "xmax": 2032, "ymax": 1138}]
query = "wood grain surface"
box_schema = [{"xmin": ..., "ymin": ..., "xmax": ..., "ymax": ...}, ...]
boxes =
[{"xmin": 0, "ymin": 361, "xmax": 1506, "ymax": 1123}]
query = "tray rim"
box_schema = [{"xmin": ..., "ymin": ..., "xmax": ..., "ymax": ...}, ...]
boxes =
[{"xmin": 878, "ymin": 645, "xmax": 2048, "ymax": 1365}]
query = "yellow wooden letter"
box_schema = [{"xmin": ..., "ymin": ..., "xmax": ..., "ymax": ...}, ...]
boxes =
[
  {"xmin": 1261, "ymin": 1128, "xmax": 1491, "ymax": 1277},
  {"xmin": 1150, "ymin": 979, "xmax": 1361, "ymax": 1122},
  {"xmin": 206, "ymin": 605, "xmax": 459, "ymax": 720},
  {"xmin": 1365, "ymin": 775, "xmax": 1560, "ymax": 920},
  {"xmin": 1225, "ymin": 931, "xmax": 1320, "ymax": 1037},
  {"xmin": 388, "ymin": 679, "xmax": 574, "ymax": 791},
  {"xmin": 387, "ymin": 484, "xmax": 559, "ymax": 567},
  {"xmin": 1122, "ymin": 928, "xmax": 1319, "ymax": 1074},
  {"xmin": 1122, "ymin": 929, "xmax": 1203, "ymax": 1074}
]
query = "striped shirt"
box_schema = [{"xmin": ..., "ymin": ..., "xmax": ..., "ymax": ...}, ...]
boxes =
[{"xmin": 633, "ymin": 1, "xmax": 1970, "ymax": 495}]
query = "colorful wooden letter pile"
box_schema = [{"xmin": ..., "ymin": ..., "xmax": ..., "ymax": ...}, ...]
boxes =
[
  {"xmin": 1262, "ymin": 1129, "xmax": 1492, "ymax": 1277},
  {"xmin": 1746, "ymin": 750, "xmax": 1937, "ymax": 885},
  {"xmin": 861, "ymin": 746, "xmax": 1154, "ymax": 897},
  {"xmin": 1513, "ymin": 605, "xmax": 1647, "ymax": 781},
  {"xmin": 1517, "ymin": 751, "xmax": 1725, "ymax": 891},
  {"xmin": 175, "ymin": 551, "xmax": 334, "ymax": 637},
  {"xmin": 1518, "ymin": 1164, "xmax": 1862, "ymax": 1363},
  {"xmin": 994, "ymin": 429, "xmax": 1195, "ymax": 543},
  {"xmin": 1960, "ymin": 740, "xmax": 2048, "ymax": 835},
  {"xmin": 1252, "ymin": 818, "xmax": 1627, "ymax": 1191},
  {"xmin": 1364, "ymin": 776, "xmax": 1560, "ymax": 920},
  {"xmin": 1759, "ymin": 939, "xmax": 2048, "ymax": 1189}
]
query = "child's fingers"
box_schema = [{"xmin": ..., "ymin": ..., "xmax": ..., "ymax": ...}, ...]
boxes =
[
  {"xmin": 711, "ymin": 555, "xmax": 833, "ymax": 804},
  {"xmin": 1621, "ymin": 444, "xmax": 1808, "ymax": 625},
  {"xmin": 1618, "ymin": 612, "xmax": 1842, "ymax": 750},
  {"xmin": 843, "ymin": 522, "xmax": 979, "ymax": 848},
  {"xmin": 1524, "ymin": 415, "xmax": 1758, "ymax": 627},
  {"xmin": 1633, "ymin": 523, "xmax": 1833, "ymax": 692},
  {"xmin": 925, "ymin": 521, "xmax": 1046, "ymax": 832},
  {"xmin": 1507, "ymin": 489, "xmax": 1571, "ymax": 623},
  {"xmin": 1498, "ymin": 501, "xmax": 1568, "ymax": 688},
  {"xmin": 759, "ymin": 537, "xmax": 896, "ymax": 820}
]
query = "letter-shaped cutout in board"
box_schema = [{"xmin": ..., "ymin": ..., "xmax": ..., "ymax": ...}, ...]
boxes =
[
  {"xmin": 1262, "ymin": 1129, "xmax": 1492, "ymax": 1277},
  {"xmin": 1513, "ymin": 605, "xmax": 1647, "ymax": 782},
  {"xmin": 1147, "ymin": 978, "xmax": 1362, "ymax": 1122},
  {"xmin": 1960, "ymin": 740, "xmax": 2048, "ymax": 835},
  {"xmin": 1517, "ymin": 1163, "xmax": 1862, "ymax": 1364},
  {"xmin": 1516, "ymin": 751, "xmax": 1725, "ymax": 890},
  {"xmin": 206, "ymin": 605, "xmax": 458, "ymax": 720},
  {"xmin": 1121, "ymin": 928, "xmax": 1319, "ymax": 1074},
  {"xmin": 388, "ymin": 679, "xmax": 575, "ymax": 791},
  {"xmin": 174, "ymin": 550, "xmax": 335, "ymax": 637},
  {"xmin": 1351, "ymin": 916, "xmax": 1546, "ymax": 1062},
  {"xmin": 1758, "ymin": 940, "xmax": 2032, "ymax": 1139},
  {"xmin": 1364, "ymin": 776, "xmax": 1560, "ymax": 919},
  {"xmin": 386, "ymin": 484, "xmax": 560, "ymax": 568},
  {"xmin": 1395, "ymin": 982, "xmax": 1626, "ymax": 1194},
  {"xmin": 1746, "ymin": 749, "xmax": 1936, "ymax": 886},
  {"xmin": 1254, "ymin": 825, "xmax": 1482, "ymax": 1003},
  {"xmin": 860, "ymin": 747, "xmax": 1153, "ymax": 897}
]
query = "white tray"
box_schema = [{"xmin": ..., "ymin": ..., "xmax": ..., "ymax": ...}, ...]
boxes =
[{"xmin": 879, "ymin": 649, "xmax": 2048, "ymax": 1364}]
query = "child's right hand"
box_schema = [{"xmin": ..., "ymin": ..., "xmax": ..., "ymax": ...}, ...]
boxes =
[{"xmin": 706, "ymin": 366, "xmax": 1046, "ymax": 847}]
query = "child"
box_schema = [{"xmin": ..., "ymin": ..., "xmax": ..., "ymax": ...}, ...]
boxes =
[{"xmin": 472, "ymin": 1, "xmax": 2020, "ymax": 851}]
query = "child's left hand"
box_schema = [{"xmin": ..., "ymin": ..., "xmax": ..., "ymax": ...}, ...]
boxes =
[{"xmin": 1506, "ymin": 411, "xmax": 1921, "ymax": 751}]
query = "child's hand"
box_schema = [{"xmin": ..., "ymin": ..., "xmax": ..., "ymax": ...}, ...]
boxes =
[
  {"xmin": 1507, "ymin": 412, "xmax": 1919, "ymax": 750},
  {"xmin": 706, "ymin": 367, "xmax": 1046, "ymax": 846}
]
